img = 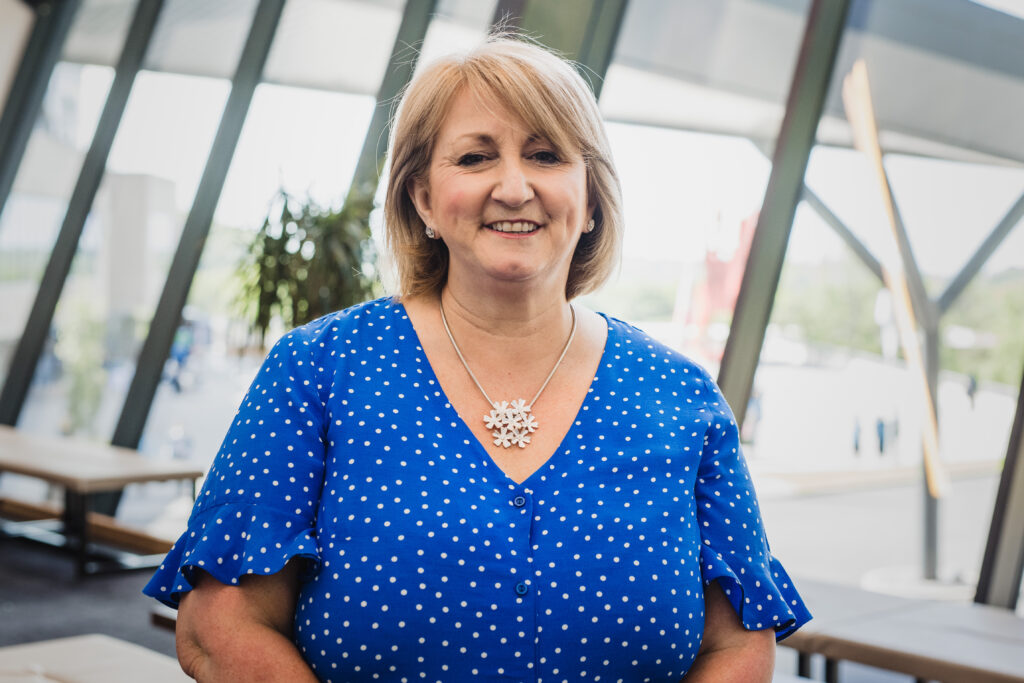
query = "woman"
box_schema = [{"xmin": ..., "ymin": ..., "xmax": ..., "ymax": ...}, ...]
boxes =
[{"xmin": 145, "ymin": 37, "xmax": 810, "ymax": 682}]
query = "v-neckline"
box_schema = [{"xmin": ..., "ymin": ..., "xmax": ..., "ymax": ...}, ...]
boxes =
[{"xmin": 395, "ymin": 299, "xmax": 613, "ymax": 488}]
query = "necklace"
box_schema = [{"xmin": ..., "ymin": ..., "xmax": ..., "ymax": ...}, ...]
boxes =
[{"xmin": 439, "ymin": 298, "xmax": 577, "ymax": 449}]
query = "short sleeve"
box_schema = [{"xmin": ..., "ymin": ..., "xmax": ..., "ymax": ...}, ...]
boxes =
[
  {"xmin": 694, "ymin": 371, "xmax": 812, "ymax": 639},
  {"xmin": 143, "ymin": 321, "xmax": 331, "ymax": 608}
]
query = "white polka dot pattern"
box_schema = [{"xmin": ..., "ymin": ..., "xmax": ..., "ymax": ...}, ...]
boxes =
[{"xmin": 145, "ymin": 297, "xmax": 811, "ymax": 681}]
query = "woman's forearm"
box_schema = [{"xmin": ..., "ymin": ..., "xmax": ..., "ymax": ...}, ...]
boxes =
[
  {"xmin": 181, "ymin": 621, "xmax": 318, "ymax": 682},
  {"xmin": 685, "ymin": 581, "xmax": 775, "ymax": 682},
  {"xmin": 683, "ymin": 639, "xmax": 775, "ymax": 682},
  {"xmin": 177, "ymin": 563, "xmax": 317, "ymax": 682}
]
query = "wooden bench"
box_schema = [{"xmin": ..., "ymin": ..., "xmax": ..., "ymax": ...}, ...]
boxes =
[
  {"xmin": 0, "ymin": 633, "xmax": 189, "ymax": 682},
  {"xmin": 782, "ymin": 578, "xmax": 1024, "ymax": 682},
  {"xmin": 0, "ymin": 424, "xmax": 202, "ymax": 577}
]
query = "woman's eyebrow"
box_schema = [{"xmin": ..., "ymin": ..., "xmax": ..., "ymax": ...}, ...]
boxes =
[{"xmin": 451, "ymin": 133, "xmax": 496, "ymax": 146}]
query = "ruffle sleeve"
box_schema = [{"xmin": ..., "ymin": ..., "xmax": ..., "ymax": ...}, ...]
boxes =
[
  {"xmin": 144, "ymin": 317, "xmax": 335, "ymax": 608},
  {"xmin": 144, "ymin": 502, "xmax": 321, "ymax": 608},
  {"xmin": 695, "ymin": 370, "xmax": 812, "ymax": 639}
]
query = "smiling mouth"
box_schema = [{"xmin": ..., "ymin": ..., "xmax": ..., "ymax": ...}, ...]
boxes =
[{"xmin": 486, "ymin": 221, "xmax": 540, "ymax": 234}]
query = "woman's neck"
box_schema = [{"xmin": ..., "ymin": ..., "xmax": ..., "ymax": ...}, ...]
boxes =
[{"xmin": 440, "ymin": 276, "xmax": 572, "ymax": 341}]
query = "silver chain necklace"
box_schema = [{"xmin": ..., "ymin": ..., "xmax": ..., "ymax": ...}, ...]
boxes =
[{"xmin": 439, "ymin": 298, "xmax": 577, "ymax": 449}]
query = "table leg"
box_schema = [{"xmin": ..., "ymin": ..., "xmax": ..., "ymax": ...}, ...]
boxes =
[
  {"xmin": 824, "ymin": 658, "xmax": 839, "ymax": 683},
  {"xmin": 63, "ymin": 490, "xmax": 89, "ymax": 578},
  {"xmin": 797, "ymin": 652, "xmax": 812, "ymax": 678}
]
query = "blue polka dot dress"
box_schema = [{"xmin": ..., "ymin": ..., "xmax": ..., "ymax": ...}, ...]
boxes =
[{"xmin": 145, "ymin": 297, "xmax": 811, "ymax": 682}]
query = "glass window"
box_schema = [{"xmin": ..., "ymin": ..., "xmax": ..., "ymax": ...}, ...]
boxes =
[
  {"xmin": 0, "ymin": 0, "xmax": 137, "ymax": 503},
  {"xmin": 586, "ymin": 0, "xmax": 811, "ymax": 363},
  {"xmin": 262, "ymin": 0, "xmax": 405, "ymax": 95},
  {"xmin": 753, "ymin": 0, "xmax": 1024, "ymax": 590},
  {"xmin": 0, "ymin": 0, "xmax": 137, "ymax": 390},
  {"xmin": 12, "ymin": 0, "xmax": 257, "ymax": 456}
]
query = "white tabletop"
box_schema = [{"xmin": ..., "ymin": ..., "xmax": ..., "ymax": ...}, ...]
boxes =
[{"xmin": 0, "ymin": 634, "xmax": 188, "ymax": 682}]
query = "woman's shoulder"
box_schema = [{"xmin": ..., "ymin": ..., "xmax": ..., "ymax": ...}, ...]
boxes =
[
  {"xmin": 598, "ymin": 311, "xmax": 715, "ymax": 384},
  {"xmin": 262, "ymin": 297, "xmax": 410, "ymax": 372},
  {"xmin": 281, "ymin": 296, "xmax": 405, "ymax": 343}
]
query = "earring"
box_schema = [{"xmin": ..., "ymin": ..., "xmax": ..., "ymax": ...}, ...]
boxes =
[
  {"xmin": 425, "ymin": 226, "xmax": 437, "ymax": 239},
  {"xmin": 584, "ymin": 219, "xmax": 595, "ymax": 233}
]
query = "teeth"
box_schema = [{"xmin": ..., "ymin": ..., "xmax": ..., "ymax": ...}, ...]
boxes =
[{"xmin": 488, "ymin": 221, "xmax": 537, "ymax": 233}]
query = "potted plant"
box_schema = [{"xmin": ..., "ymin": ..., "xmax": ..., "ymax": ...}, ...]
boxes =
[{"xmin": 236, "ymin": 184, "xmax": 380, "ymax": 349}]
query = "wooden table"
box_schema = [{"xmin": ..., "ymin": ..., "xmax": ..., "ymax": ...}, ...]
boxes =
[
  {"xmin": 782, "ymin": 578, "xmax": 1024, "ymax": 683},
  {"xmin": 0, "ymin": 634, "xmax": 189, "ymax": 682},
  {"xmin": 0, "ymin": 425, "xmax": 202, "ymax": 577}
]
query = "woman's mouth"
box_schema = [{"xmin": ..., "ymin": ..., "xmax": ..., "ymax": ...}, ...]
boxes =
[{"xmin": 486, "ymin": 221, "xmax": 540, "ymax": 234}]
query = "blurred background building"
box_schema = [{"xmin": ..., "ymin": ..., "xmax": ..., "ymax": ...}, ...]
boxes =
[{"xmin": 1, "ymin": 0, "xmax": 1023, "ymax": 673}]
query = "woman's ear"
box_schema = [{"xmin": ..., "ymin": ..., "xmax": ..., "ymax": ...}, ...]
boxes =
[{"xmin": 407, "ymin": 176, "xmax": 434, "ymax": 228}]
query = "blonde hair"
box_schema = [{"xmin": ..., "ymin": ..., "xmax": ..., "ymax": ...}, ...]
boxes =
[{"xmin": 384, "ymin": 36, "xmax": 623, "ymax": 300}]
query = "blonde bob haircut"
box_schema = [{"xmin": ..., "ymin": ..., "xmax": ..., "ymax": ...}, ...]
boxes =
[{"xmin": 384, "ymin": 36, "xmax": 623, "ymax": 300}]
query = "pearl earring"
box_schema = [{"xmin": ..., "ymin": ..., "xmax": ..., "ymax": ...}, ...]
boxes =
[
  {"xmin": 584, "ymin": 219, "xmax": 595, "ymax": 233},
  {"xmin": 425, "ymin": 226, "xmax": 437, "ymax": 239}
]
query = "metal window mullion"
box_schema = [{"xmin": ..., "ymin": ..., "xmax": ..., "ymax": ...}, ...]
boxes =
[
  {"xmin": 512, "ymin": 0, "xmax": 628, "ymax": 97},
  {"xmin": 490, "ymin": 0, "xmax": 526, "ymax": 29},
  {"xmin": 717, "ymin": 0, "xmax": 851, "ymax": 425},
  {"xmin": 938, "ymin": 190, "xmax": 1024, "ymax": 314},
  {"xmin": 0, "ymin": 0, "xmax": 165, "ymax": 427},
  {"xmin": 111, "ymin": 0, "xmax": 286, "ymax": 454},
  {"xmin": 0, "ymin": 0, "xmax": 81, "ymax": 223},
  {"xmin": 575, "ymin": 0, "xmax": 628, "ymax": 99},
  {"xmin": 344, "ymin": 0, "xmax": 437, "ymax": 207},
  {"xmin": 975, "ymin": 360, "xmax": 1024, "ymax": 609}
]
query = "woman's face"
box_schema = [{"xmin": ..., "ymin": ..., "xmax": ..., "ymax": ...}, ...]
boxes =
[{"xmin": 409, "ymin": 87, "xmax": 593, "ymax": 296}]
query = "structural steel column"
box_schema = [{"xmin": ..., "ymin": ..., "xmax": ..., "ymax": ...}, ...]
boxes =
[
  {"xmin": 976, "ymin": 359, "xmax": 1024, "ymax": 609},
  {"xmin": 344, "ymin": 0, "xmax": 436, "ymax": 207},
  {"xmin": 923, "ymin": 319, "xmax": 940, "ymax": 580},
  {"xmin": 515, "ymin": 0, "xmax": 629, "ymax": 99},
  {"xmin": 111, "ymin": 0, "xmax": 286, "ymax": 455},
  {"xmin": 0, "ymin": 0, "xmax": 165, "ymax": 427},
  {"xmin": 717, "ymin": 0, "xmax": 851, "ymax": 427},
  {"xmin": 0, "ymin": 0, "xmax": 80, "ymax": 223}
]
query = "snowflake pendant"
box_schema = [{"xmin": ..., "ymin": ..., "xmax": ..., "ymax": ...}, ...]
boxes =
[{"xmin": 483, "ymin": 399, "xmax": 538, "ymax": 449}]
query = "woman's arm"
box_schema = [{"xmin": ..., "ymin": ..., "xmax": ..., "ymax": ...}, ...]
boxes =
[
  {"xmin": 176, "ymin": 560, "xmax": 319, "ymax": 682},
  {"xmin": 684, "ymin": 581, "xmax": 776, "ymax": 682}
]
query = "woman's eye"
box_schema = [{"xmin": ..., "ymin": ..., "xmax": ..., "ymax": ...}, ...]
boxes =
[
  {"xmin": 531, "ymin": 150, "xmax": 561, "ymax": 164},
  {"xmin": 457, "ymin": 153, "xmax": 486, "ymax": 166}
]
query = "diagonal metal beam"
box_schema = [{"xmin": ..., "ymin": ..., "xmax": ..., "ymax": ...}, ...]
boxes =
[
  {"xmin": 717, "ymin": 0, "xmax": 851, "ymax": 426},
  {"xmin": 0, "ymin": 0, "xmax": 165, "ymax": 427},
  {"xmin": 938, "ymin": 190, "xmax": 1024, "ymax": 314},
  {"xmin": 752, "ymin": 141, "xmax": 884, "ymax": 284},
  {"xmin": 975, "ymin": 357, "xmax": 1024, "ymax": 609},
  {"xmin": 883, "ymin": 172, "xmax": 936, "ymax": 330},
  {"xmin": 343, "ymin": 0, "xmax": 436, "ymax": 206},
  {"xmin": 111, "ymin": 0, "xmax": 286, "ymax": 453},
  {"xmin": 0, "ymin": 0, "xmax": 81, "ymax": 223},
  {"xmin": 800, "ymin": 185, "xmax": 884, "ymax": 283}
]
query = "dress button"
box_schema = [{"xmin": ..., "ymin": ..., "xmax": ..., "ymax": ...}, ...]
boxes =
[
  {"xmin": 513, "ymin": 495, "xmax": 526, "ymax": 508},
  {"xmin": 514, "ymin": 582, "xmax": 529, "ymax": 596}
]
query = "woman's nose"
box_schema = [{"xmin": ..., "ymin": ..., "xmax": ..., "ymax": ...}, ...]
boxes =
[{"xmin": 491, "ymin": 158, "xmax": 534, "ymax": 207}]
